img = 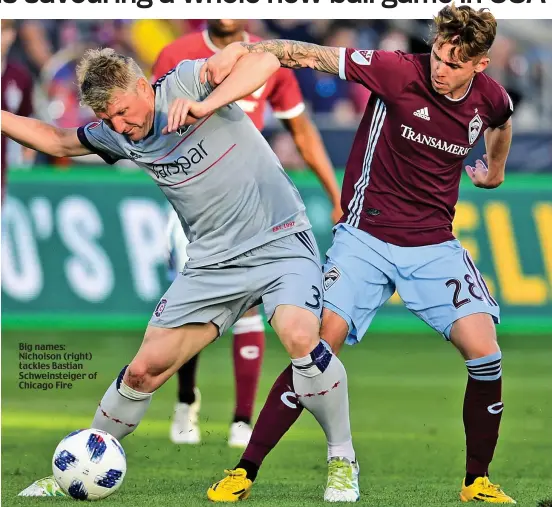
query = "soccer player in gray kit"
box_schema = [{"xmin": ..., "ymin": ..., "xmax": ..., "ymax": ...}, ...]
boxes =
[{"xmin": 5, "ymin": 48, "xmax": 357, "ymax": 502}]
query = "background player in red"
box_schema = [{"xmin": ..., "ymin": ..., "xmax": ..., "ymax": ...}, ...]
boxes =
[
  {"xmin": 202, "ymin": 5, "xmax": 516, "ymax": 503},
  {"xmin": 153, "ymin": 19, "xmax": 342, "ymax": 448},
  {"xmin": 1, "ymin": 20, "xmax": 34, "ymax": 202}
]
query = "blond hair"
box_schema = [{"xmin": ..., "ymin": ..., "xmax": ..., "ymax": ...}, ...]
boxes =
[
  {"xmin": 431, "ymin": 4, "xmax": 497, "ymax": 63},
  {"xmin": 76, "ymin": 48, "xmax": 145, "ymax": 112}
]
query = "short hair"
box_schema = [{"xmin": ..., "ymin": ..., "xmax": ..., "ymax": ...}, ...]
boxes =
[
  {"xmin": 431, "ymin": 3, "xmax": 497, "ymax": 63},
  {"xmin": 76, "ymin": 48, "xmax": 145, "ymax": 113}
]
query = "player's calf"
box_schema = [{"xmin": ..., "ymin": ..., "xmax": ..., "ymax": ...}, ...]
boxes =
[{"xmin": 449, "ymin": 314, "xmax": 512, "ymax": 501}]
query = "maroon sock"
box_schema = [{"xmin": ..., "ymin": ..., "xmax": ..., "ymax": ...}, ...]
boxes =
[
  {"xmin": 242, "ymin": 364, "xmax": 304, "ymax": 466},
  {"xmin": 233, "ymin": 329, "xmax": 265, "ymax": 424},
  {"xmin": 464, "ymin": 375, "xmax": 503, "ymax": 477},
  {"xmin": 177, "ymin": 353, "xmax": 199, "ymax": 404}
]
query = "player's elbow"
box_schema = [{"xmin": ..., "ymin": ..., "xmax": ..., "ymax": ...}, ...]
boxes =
[
  {"xmin": 50, "ymin": 143, "xmax": 70, "ymax": 158},
  {"xmin": 53, "ymin": 128, "xmax": 77, "ymax": 158},
  {"xmin": 262, "ymin": 52, "xmax": 281, "ymax": 75}
]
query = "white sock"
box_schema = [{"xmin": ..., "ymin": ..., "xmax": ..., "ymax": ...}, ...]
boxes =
[
  {"xmin": 291, "ymin": 342, "xmax": 355, "ymax": 462},
  {"xmin": 91, "ymin": 368, "xmax": 153, "ymax": 441}
]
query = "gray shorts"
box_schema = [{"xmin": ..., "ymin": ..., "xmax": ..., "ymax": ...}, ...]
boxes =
[{"xmin": 149, "ymin": 230, "xmax": 323, "ymax": 335}]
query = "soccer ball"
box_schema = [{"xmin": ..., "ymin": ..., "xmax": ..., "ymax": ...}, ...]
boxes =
[{"xmin": 52, "ymin": 428, "xmax": 127, "ymax": 501}]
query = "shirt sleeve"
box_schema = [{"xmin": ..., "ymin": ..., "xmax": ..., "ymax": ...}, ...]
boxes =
[
  {"xmin": 489, "ymin": 85, "xmax": 514, "ymax": 128},
  {"xmin": 151, "ymin": 45, "xmax": 180, "ymax": 82},
  {"xmin": 76, "ymin": 121, "xmax": 126, "ymax": 165},
  {"xmin": 174, "ymin": 59, "xmax": 214, "ymax": 102},
  {"xmin": 268, "ymin": 68, "xmax": 305, "ymax": 120},
  {"xmin": 338, "ymin": 48, "xmax": 412, "ymax": 102}
]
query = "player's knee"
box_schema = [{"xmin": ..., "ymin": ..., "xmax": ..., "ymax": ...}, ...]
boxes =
[
  {"xmin": 450, "ymin": 313, "xmax": 499, "ymax": 359},
  {"xmin": 125, "ymin": 360, "xmax": 158, "ymax": 392},
  {"xmin": 462, "ymin": 338, "xmax": 500, "ymax": 361},
  {"xmin": 280, "ymin": 324, "xmax": 318, "ymax": 358}
]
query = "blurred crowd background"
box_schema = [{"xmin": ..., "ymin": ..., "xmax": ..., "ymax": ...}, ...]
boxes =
[{"xmin": 2, "ymin": 18, "xmax": 552, "ymax": 172}]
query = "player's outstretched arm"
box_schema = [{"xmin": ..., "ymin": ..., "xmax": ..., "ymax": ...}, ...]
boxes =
[
  {"xmin": 1, "ymin": 110, "xmax": 91, "ymax": 158},
  {"xmin": 241, "ymin": 40, "xmax": 339, "ymax": 74},
  {"xmin": 465, "ymin": 118, "xmax": 512, "ymax": 189},
  {"xmin": 201, "ymin": 41, "xmax": 339, "ymax": 86},
  {"xmin": 165, "ymin": 53, "xmax": 280, "ymax": 133}
]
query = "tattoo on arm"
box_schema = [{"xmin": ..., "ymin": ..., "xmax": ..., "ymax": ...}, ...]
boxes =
[{"xmin": 241, "ymin": 40, "xmax": 339, "ymax": 75}]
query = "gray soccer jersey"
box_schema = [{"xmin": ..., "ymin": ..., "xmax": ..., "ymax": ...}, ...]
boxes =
[{"xmin": 77, "ymin": 59, "xmax": 311, "ymax": 268}]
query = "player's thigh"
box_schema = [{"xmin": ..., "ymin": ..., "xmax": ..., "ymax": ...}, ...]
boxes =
[
  {"xmin": 396, "ymin": 240, "xmax": 500, "ymax": 340},
  {"xmin": 127, "ymin": 322, "xmax": 218, "ymax": 391},
  {"xmin": 323, "ymin": 224, "xmax": 396, "ymax": 345},
  {"xmin": 253, "ymin": 230, "xmax": 324, "ymax": 357}
]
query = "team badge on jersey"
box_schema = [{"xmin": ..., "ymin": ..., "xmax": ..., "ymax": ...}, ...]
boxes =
[
  {"xmin": 352, "ymin": 50, "xmax": 374, "ymax": 66},
  {"xmin": 324, "ymin": 266, "xmax": 341, "ymax": 290},
  {"xmin": 468, "ymin": 113, "xmax": 483, "ymax": 145}
]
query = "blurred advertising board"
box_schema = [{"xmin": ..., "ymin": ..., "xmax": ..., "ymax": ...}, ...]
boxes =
[{"xmin": 2, "ymin": 169, "xmax": 551, "ymax": 334}]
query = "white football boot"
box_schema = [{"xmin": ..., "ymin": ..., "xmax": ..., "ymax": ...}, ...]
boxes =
[
  {"xmin": 18, "ymin": 476, "xmax": 66, "ymax": 497},
  {"xmin": 170, "ymin": 387, "xmax": 201, "ymax": 444},
  {"xmin": 228, "ymin": 421, "xmax": 253, "ymax": 448},
  {"xmin": 324, "ymin": 457, "xmax": 360, "ymax": 502}
]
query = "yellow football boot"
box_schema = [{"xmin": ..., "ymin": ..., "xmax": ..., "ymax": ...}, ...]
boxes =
[
  {"xmin": 460, "ymin": 477, "xmax": 516, "ymax": 503},
  {"xmin": 207, "ymin": 468, "xmax": 253, "ymax": 502}
]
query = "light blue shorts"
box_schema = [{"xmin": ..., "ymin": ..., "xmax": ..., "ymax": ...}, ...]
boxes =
[{"xmin": 323, "ymin": 224, "xmax": 500, "ymax": 344}]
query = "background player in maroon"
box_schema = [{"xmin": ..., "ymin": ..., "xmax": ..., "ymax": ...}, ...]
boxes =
[
  {"xmin": 152, "ymin": 19, "xmax": 342, "ymax": 448},
  {"xmin": 1, "ymin": 20, "xmax": 34, "ymax": 202},
  {"xmin": 203, "ymin": 5, "xmax": 516, "ymax": 504}
]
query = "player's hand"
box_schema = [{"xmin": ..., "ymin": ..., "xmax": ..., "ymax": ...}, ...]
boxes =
[
  {"xmin": 162, "ymin": 98, "xmax": 206, "ymax": 135},
  {"xmin": 331, "ymin": 203, "xmax": 343, "ymax": 224},
  {"xmin": 200, "ymin": 42, "xmax": 248, "ymax": 86},
  {"xmin": 465, "ymin": 154, "xmax": 489, "ymax": 188}
]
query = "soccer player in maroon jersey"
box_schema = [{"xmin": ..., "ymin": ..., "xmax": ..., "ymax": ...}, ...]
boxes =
[
  {"xmin": 203, "ymin": 5, "xmax": 515, "ymax": 504},
  {"xmin": 152, "ymin": 20, "xmax": 342, "ymax": 448},
  {"xmin": 1, "ymin": 20, "xmax": 34, "ymax": 202}
]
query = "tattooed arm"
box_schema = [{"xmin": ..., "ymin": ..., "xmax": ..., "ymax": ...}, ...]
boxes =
[
  {"xmin": 240, "ymin": 40, "xmax": 339, "ymax": 75},
  {"xmin": 201, "ymin": 40, "xmax": 340, "ymax": 86}
]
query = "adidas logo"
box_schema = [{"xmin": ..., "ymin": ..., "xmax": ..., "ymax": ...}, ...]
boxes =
[{"xmin": 413, "ymin": 106, "xmax": 430, "ymax": 121}]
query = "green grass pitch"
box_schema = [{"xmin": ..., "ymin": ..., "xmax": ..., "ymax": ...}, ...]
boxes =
[{"xmin": 2, "ymin": 329, "xmax": 551, "ymax": 506}]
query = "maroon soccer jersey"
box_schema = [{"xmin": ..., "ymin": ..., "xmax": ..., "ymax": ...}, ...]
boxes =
[
  {"xmin": 1, "ymin": 61, "xmax": 33, "ymax": 200},
  {"xmin": 338, "ymin": 48, "xmax": 513, "ymax": 247}
]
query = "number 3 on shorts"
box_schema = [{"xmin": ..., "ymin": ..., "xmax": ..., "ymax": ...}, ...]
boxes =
[{"xmin": 305, "ymin": 285, "xmax": 322, "ymax": 309}]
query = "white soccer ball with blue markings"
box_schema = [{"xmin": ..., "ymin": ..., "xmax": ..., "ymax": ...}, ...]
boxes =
[{"xmin": 52, "ymin": 429, "xmax": 127, "ymax": 500}]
